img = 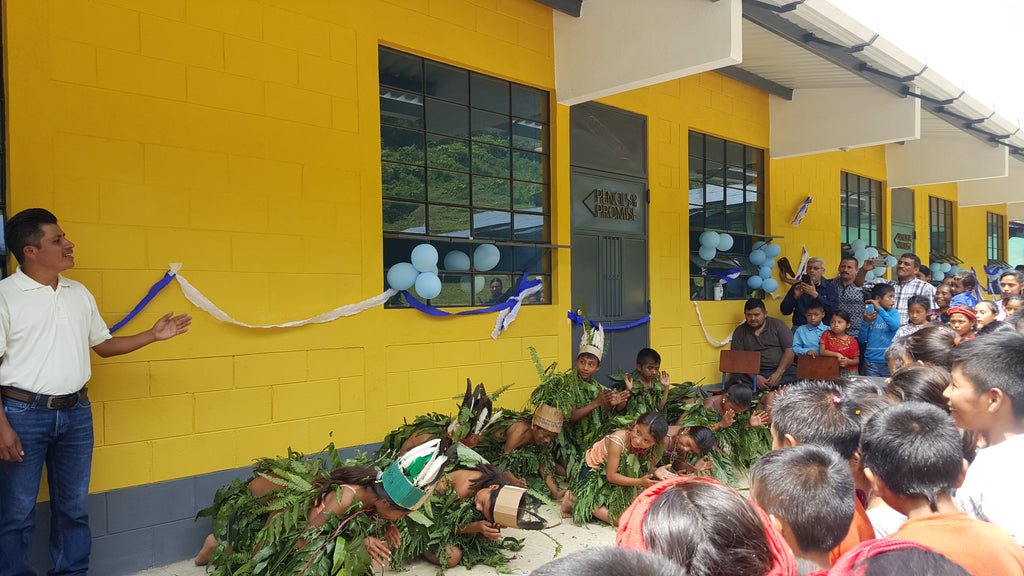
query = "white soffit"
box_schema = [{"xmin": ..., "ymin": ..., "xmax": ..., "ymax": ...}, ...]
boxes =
[
  {"xmin": 769, "ymin": 87, "xmax": 919, "ymax": 159},
  {"xmin": 957, "ymin": 156, "xmax": 1024, "ymax": 209},
  {"xmin": 886, "ymin": 109, "xmax": 1008, "ymax": 189},
  {"xmin": 553, "ymin": 0, "xmax": 742, "ymax": 106}
]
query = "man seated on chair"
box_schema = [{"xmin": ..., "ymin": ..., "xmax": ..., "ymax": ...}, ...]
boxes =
[{"xmin": 729, "ymin": 298, "xmax": 797, "ymax": 391}]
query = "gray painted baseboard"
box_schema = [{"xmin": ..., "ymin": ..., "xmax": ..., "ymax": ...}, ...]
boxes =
[{"xmin": 25, "ymin": 442, "xmax": 382, "ymax": 576}]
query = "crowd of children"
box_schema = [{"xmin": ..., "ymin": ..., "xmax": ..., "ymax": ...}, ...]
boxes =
[{"xmin": 192, "ymin": 266, "xmax": 1024, "ymax": 576}]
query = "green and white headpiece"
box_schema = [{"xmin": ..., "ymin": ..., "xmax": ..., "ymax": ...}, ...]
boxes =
[
  {"xmin": 381, "ymin": 437, "xmax": 454, "ymax": 510},
  {"xmin": 578, "ymin": 320, "xmax": 605, "ymax": 361}
]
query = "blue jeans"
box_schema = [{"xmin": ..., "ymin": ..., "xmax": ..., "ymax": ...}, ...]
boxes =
[
  {"xmin": 0, "ymin": 397, "xmax": 93, "ymax": 576},
  {"xmin": 864, "ymin": 361, "xmax": 891, "ymax": 378}
]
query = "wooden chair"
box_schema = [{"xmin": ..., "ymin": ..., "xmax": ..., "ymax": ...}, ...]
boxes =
[
  {"xmin": 796, "ymin": 355, "xmax": 841, "ymax": 381},
  {"xmin": 709, "ymin": 349, "xmax": 762, "ymax": 393}
]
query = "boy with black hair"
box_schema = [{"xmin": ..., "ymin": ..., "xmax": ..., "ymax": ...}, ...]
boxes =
[
  {"xmin": 701, "ymin": 383, "xmax": 770, "ymax": 430},
  {"xmin": 750, "ymin": 444, "xmax": 855, "ymax": 571},
  {"xmin": 893, "ymin": 295, "xmax": 931, "ymax": 342},
  {"xmin": 610, "ymin": 347, "xmax": 671, "ymax": 416},
  {"xmin": 861, "ymin": 402, "xmax": 1024, "ymax": 576},
  {"xmin": 770, "ymin": 380, "xmax": 873, "ymax": 564},
  {"xmin": 791, "ymin": 300, "xmax": 828, "ymax": 357},
  {"xmin": 948, "ymin": 332, "xmax": 1024, "ymax": 546},
  {"xmin": 949, "ymin": 270, "xmax": 979, "ymax": 308},
  {"xmin": 859, "ymin": 283, "xmax": 899, "ymax": 377}
]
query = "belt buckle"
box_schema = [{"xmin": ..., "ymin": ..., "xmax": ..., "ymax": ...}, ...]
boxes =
[{"xmin": 46, "ymin": 395, "xmax": 58, "ymax": 409}]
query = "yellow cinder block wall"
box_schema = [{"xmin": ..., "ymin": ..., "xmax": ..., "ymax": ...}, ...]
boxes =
[{"xmin": 4, "ymin": 0, "xmax": 565, "ymax": 495}]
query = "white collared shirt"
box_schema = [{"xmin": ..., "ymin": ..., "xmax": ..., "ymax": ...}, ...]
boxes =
[{"xmin": 0, "ymin": 267, "xmax": 111, "ymax": 395}]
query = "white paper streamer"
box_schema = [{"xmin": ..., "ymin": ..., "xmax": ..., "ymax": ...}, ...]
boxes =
[
  {"xmin": 693, "ymin": 301, "xmax": 744, "ymax": 348},
  {"xmin": 167, "ymin": 263, "xmax": 397, "ymax": 329},
  {"xmin": 490, "ymin": 282, "xmax": 543, "ymax": 339}
]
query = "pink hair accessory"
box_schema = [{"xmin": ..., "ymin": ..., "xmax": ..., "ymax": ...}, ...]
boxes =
[{"xmin": 832, "ymin": 395, "xmax": 841, "ymax": 404}]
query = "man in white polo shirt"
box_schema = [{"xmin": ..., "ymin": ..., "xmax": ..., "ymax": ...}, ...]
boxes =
[{"xmin": 0, "ymin": 209, "xmax": 191, "ymax": 576}]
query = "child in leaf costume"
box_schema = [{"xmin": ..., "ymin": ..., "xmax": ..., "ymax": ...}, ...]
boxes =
[
  {"xmin": 195, "ymin": 439, "xmax": 453, "ymax": 576},
  {"xmin": 475, "ymin": 405, "xmax": 564, "ymax": 499},
  {"xmin": 395, "ymin": 464, "xmax": 527, "ymax": 572},
  {"xmin": 608, "ymin": 348, "xmax": 671, "ymax": 418},
  {"xmin": 569, "ymin": 412, "xmax": 667, "ymax": 526}
]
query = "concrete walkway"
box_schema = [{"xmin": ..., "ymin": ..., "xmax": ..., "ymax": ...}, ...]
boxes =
[{"xmin": 130, "ymin": 505, "xmax": 616, "ymax": 576}]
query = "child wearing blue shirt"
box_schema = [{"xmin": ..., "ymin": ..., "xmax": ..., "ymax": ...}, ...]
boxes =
[
  {"xmin": 858, "ymin": 283, "xmax": 899, "ymax": 377},
  {"xmin": 949, "ymin": 270, "xmax": 979, "ymax": 309},
  {"xmin": 792, "ymin": 300, "xmax": 829, "ymax": 357}
]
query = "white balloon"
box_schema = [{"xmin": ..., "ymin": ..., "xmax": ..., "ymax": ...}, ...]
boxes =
[
  {"xmin": 473, "ymin": 244, "xmax": 501, "ymax": 272},
  {"xmin": 443, "ymin": 250, "xmax": 471, "ymax": 271}
]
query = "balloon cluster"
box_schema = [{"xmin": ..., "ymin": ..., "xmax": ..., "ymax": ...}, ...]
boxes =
[
  {"xmin": 386, "ymin": 243, "xmax": 501, "ymax": 300},
  {"xmin": 745, "ymin": 241, "xmax": 782, "ymax": 293},
  {"xmin": 849, "ymin": 239, "xmax": 897, "ymax": 282},
  {"xmin": 696, "ymin": 230, "xmax": 735, "ymax": 263},
  {"xmin": 928, "ymin": 261, "xmax": 959, "ymax": 282}
]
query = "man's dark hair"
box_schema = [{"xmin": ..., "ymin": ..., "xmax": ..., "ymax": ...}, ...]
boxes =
[
  {"xmin": 870, "ymin": 283, "xmax": 894, "ymax": 300},
  {"xmin": 636, "ymin": 348, "xmax": 661, "ymax": 366},
  {"xmin": 5, "ymin": 208, "xmax": 58, "ymax": 265},
  {"xmin": 952, "ymin": 270, "xmax": 975, "ymax": 289},
  {"xmin": 744, "ymin": 298, "xmax": 766, "ymax": 312},
  {"xmin": 750, "ymin": 445, "xmax": 854, "ymax": 554},
  {"xmin": 887, "ymin": 365, "xmax": 950, "ymax": 412},
  {"xmin": 490, "ymin": 277, "xmax": 503, "ymax": 288},
  {"xmin": 951, "ymin": 331, "xmax": 1024, "ymax": 420},
  {"xmin": 907, "ymin": 295, "xmax": 931, "ymax": 312},
  {"xmin": 861, "ymin": 402, "xmax": 963, "ymax": 512},
  {"xmin": 772, "ymin": 380, "xmax": 860, "ymax": 460},
  {"xmin": 903, "ymin": 324, "xmax": 957, "ymax": 370},
  {"xmin": 899, "ymin": 253, "xmax": 922, "ymax": 269},
  {"xmin": 859, "ymin": 547, "xmax": 971, "ymax": 576},
  {"xmin": 999, "ymin": 269, "xmax": 1024, "ymax": 286},
  {"xmin": 805, "ymin": 299, "xmax": 825, "ymax": 313},
  {"xmin": 531, "ymin": 546, "xmax": 680, "ymax": 576},
  {"xmin": 577, "ymin": 352, "xmax": 601, "ymax": 364},
  {"xmin": 723, "ymin": 383, "xmax": 753, "ymax": 411}
]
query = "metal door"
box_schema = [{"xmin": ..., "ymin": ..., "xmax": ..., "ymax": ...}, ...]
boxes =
[{"xmin": 570, "ymin": 102, "xmax": 649, "ymax": 382}]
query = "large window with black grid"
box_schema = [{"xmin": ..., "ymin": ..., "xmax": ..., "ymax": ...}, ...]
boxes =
[
  {"xmin": 378, "ymin": 47, "xmax": 551, "ymax": 308},
  {"xmin": 840, "ymin": 172, "xmax": 882, "ymax": 249},
  {"xmin": 987, "ymin": 211, "xmax": 1006, "ymax": 263},
  {"xmin": 688, "ymin": 131, "xmax": 767, "ymax": 301},
  {"xmin": 929, "ymin": 197, "xmax": 955, "ymax": 256}
]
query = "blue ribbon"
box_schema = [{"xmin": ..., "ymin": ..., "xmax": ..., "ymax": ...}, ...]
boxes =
[
  {"xmin": 566, "ymin": 311, "xmax": 651, "ymax": 331},
  {"xmin": 109, "ymin": 271, "xmax": 176, "ymax": 334},
  {"xmin": 402, "ymin": 272, "xmax": 541, "ymax": 317}
]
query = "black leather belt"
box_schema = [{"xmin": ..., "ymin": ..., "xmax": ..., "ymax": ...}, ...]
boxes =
[{"xmin": 1, "ymin": 386, "xmax": 88, "ymax": 410}]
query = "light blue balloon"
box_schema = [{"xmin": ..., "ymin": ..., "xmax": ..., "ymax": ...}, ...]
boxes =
[
  {"xmin": 930, "ymin": 262, "xmax": 943, "ymax": 272},
  {"xmin": 886, "ymin": 255, "xmax": 898, "ymax": 268},
  {"xmin": 473, "ymin": 244, "xmax": 501, "ymax": 272},
  {"xmin": 764, "ymin": 243, "xmax": 782, "ymax": 258},
  {"xmin": 749, "ymin": 249, "xmax": 767, "ymax": 266},
  {"xmin": 747, "ymin": 275, "xmax": 763, "ymax": 290},
  {"xmin": 762, "ymin": 278, "xmax": 779, "ymax": 293},
  {"xmin": 752, "ymin": 241, "xmax": 766, "ymax": 251},
  {"xmin": 941, "ymin": 263, "xmax": 952, "ymax": 273},
  {"xmin": 717, "ymin": 233, "xmax": 734, "ymax": 252},
  {"xmin": 854, "ymin": 248, "xmax": 868, "ymax": 262},
  {"xmin": 411, "ymin": 243, "xmax": 439, "ymax": 272},
  {"xmin": 414, "ymin": 272, "xmax": 442, "ymax": 299},
  {"xmin": 698, "ymin": 245, "xmax": 717, "ymax": 261},
  {"xmin": 766, "ymin": 258, "xmax": 776, "ymax": 269},
  {"xmin": 866, "ymin": 247, "xmax": 879, "ymax": 259},
  {"xmin": 386, "ymin": 262, "xmax": 419, "ymax": 291},
  {"xmin": 759, "ymin": 265, "xmax": 772, "ymax": 279},
  {"xmin": 851, "ymin": 239, "xmax": 867, "ymax": 253},
  {"xmin": 933, "ymin": 270, "xmax": 945, "ymax": 282},
  {"xmin": 948, "ymin": 265, "xmax": 959, "ymax": 274},
  {"xmin": 443, "ymin": 250, "xmax": 470, "ymax": 271},
  {"xmin": 699, "ymin": 230, "xmax": 721, "ymax": 249}
]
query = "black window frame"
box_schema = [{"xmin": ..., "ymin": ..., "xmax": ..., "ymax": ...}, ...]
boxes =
[
  {"xmin": 929, "ymin": 196, "xmax": 955, "ymax": 257},
  {"xmin": 840, "ymin": 171, "xmax": 882, "ymax": 249},
  {"xmin": 987, "ymin": 211, "xmax": 1006, "ymax": 263},
  {"xmin": 687, "ymin": 130, "xmax": 769, "ymax": 301},
  {"xmin": 378, "ymin": 46, "xmax": 552, "ymax": 308}
]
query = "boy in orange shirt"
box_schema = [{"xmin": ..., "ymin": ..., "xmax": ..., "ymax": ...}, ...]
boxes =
[{"xmin": 861, "ymin": 401, "xmax": 1024, "ymax": 576}]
